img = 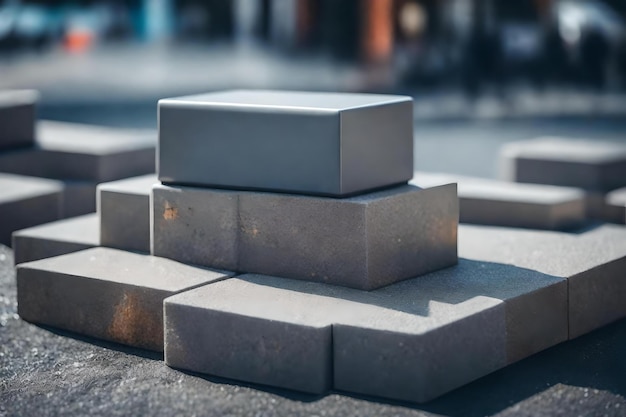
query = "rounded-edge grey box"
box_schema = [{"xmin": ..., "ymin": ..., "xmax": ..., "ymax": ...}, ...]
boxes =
[{"xmin": 158, "ymin": 90, "xmax": 413, "ymax": 196}]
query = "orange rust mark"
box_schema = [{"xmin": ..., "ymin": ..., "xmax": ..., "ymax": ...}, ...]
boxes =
[
  {"xmin": 107, "ymin": 292, "xmax": 162, "ymax": 351},
  {"xmin": 163, "ymin": 202, "xmax": 178, "ymax": 220}
]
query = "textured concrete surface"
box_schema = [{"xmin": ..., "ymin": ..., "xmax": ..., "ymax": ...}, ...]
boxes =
[
  {"xmin": 12, "ymin": 213, "xmax": 99, "ymax": 264},
  {"xmin": 99, "ymin": 174, "xmax": 157, "ymax": 253},
  {"xmin": 500, "ymin": 137, "xmax": 626, "ymax": 191},
  {"xmin": 164, "ymin": 252, "xmax": 566, "ymax": 403},
  {"xmin": 0, "ymin": 173, "xmax": 63, "ymax": 246},
  {"xmin": 459, "ymin": 223, "xmax": 626, "ymax": 339},
  {"xmin": 17, "ymin": 247, "xmax": 231, "ymax": 351},
  {"xmin": 0, "ymin": 121, "xmax": 156, "ymax": 182},
  {"xmin": 605, "ymin": 188, "xmax": 626, "ymax": 224},
  {"xmin": 411, "ymin": 172, "xmax": 586, "ymax": 230},
  {"xmin": 0, "ymin": 90, "xmax": 37, "ymax": 150},
  {"xmin": 61, "ymin": 181, "xmax": 97, "ymax": 218},
  {"xmin": 153, "ymin": 183, "xmax": 458, "ymax": 290},
  {"xmin": 158, "ymin": 90, "xmax": 412, "ymax": 196}
]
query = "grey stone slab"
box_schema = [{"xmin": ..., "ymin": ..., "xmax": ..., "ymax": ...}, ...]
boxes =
[
  {"xmin": 459, "ymin": 223, "xmax": 626, "ymax": 339},
  {"xmin": 17, "ymin": 247, "xmax": 232, "ymax": 351},
  {"xmin": 499, "ymin": 137, "xmax": 626, "ymax": 191},
  {"xmin": 0, "ymin": 173, "xmax": 63, "ymax": 246},
  {"xmin": 61, "ymin": 181, "xmax": 97, "ymax": 218},
  {"xmin": 605, "ymin": 187, "xmax": 626, "ymax": 224},
  {"xmin": 165, "ymin": 255, "xmax": 565, "ymax": 402},
  {"xmin": 0, "ymin": 90, "xmax": 38, "ymax": 150},
  {"xmin": 0, "ymin": 121, "xmax": 156, "ymax": 182},
  {"xmin": 152, "ymin": 183, "xmax": 458, "ymax": 290},
  {"xmin": 411, "ymin": 171, "xmax": 586, "ymax": 230},
  {"xmin": 98, "ymin": 174, "xmax": 157, "ymax": 252},
  {"xmin": 158, "ymin": 90, "xmax": 413, "ymax": 196},
  {"xmin": 12, "ymin": 213, "xmax": 99, "ymax": 264}
]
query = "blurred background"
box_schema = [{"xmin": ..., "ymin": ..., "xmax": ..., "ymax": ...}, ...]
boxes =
[{"xmin": 1, "ymin": 0, "xmax": 625, "ymax": 177}]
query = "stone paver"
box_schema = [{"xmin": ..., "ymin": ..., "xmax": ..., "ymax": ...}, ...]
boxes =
[
  {"xmin": 0, "ymin": 90, "xmax": 38, "ymax": 150},
  {"xmin": 605, "ymin": 187, "xmax": 626, "ymax": 224}
]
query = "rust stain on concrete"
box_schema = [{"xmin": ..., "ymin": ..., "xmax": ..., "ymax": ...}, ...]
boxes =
[
  {"xmin": 163, "ymin": 202, "xmax": 178, "ymax": 220},
  {"xmin": 107, "ymin": 292, "xmax": 162, "ymax": 351}
]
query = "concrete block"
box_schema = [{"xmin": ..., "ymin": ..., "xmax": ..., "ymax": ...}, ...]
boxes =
[
  {"xmin": 158, "ymin": 90, "xmax": 413, "ymax": 196},
  {"xmin": 152, "ymin": 183, "xmax": 458, "ymax": 290},
  {"xmin": 0, "ymin": 121, "xmax": 156, "ymax": 182},
  {"xmin": 0, "ymin": 173, "xmax": 63, "ymax": 246},
  {"xmin": 0, "ymin": 90, "xmax": 38, "ymax": 150},
  {"xmin": 411, "ymin": 172, "xmax": 586, "ymax": 230},
  {"xmin": 605, "ymin": 187, "xmax": 626, "ymax": 224},
  {"xmin": 17, "ymin": 247, "xmax": 232, "ymax": 351},
  {"xmin": 98, "ymin": 175, "xmax": 157, "ymax": 252},
  {"xmin": 12, "ymin": 213, "xmax": 99, "ymax": 264},
  {"xmin": 62, "ymin": 181, "xmax": 97, "ymax": 218},
  {"xmin": 500, "ymin": 137, "xmax": 626, "ymax": 191},
  {"xmin": 459, "ymin": 223, "xmax": 626, "ymax": 339}
]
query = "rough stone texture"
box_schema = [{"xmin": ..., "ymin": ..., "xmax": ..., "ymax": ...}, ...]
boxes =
[
  {"xmin": 153, "ymin": 183, "xmax": 458, "ymax": 290},
  {"xmin": 459, "ymin": 223, "xmax": 626, "ymax": 339},
  {"xmin": 164, "ymin": 253, "xmax": 566, "ymax": 403},
  {"xmin": 17, "ymin": 247, "xmax": 232, "ymax": 351},
  {"xmin": 98, "ymin": 174, "xmax": 157, "ymax": 252},
  {"xmin": 62, "ymin": 181, "xmax": 97, "ymax": 217},
  {"xmin": 158, "ymin": 90, "xmax": 413, "ymax": 196},
  {"xmin": 12, "ymin": 213, "xmax": 99, "ymax": 264},
  {"xmin": 605, "ymin": 187, "xmax": 626, "ymax": 224},
  {"xmin": 0, "ymin": 120, "xmax": 156, "ymax": 182},
  {"xmin": 0, "ymin": 90, "xmax": 38, "ymax": 150},
  {"xmin": 0, "ymin": 173, "xmax": 63, "ymax": 246},
  {"xmin": 499, "ymin": 137, "xmax": 626, "ymax": 191},
  {"xmin": 411, "ymin": 172, "xmax": 585, "ymax": 230}
]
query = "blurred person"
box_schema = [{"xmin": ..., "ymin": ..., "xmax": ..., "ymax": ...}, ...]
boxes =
[
  {"xmin": 580, "ymin": 25, "xmax": 610, "ymax": 90},
  {"xmin": 462, "ymin": 23, "xmax": 501, "ymax": 98}
]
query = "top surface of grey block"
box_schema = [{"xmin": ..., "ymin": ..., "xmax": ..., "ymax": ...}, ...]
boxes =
[
  {"xmin": 21, "ymin": 247, "xmax": 227, "ymax": 292},
  {"xmin": 607, "ymin": 187, "xmax": 626, "ymax": 206},
  {"xmin": 0, "ymin": 173, "xmax": 63, "ymax": 202},
  {"xmin": 0, "ymin": 90, "xmax": 38, "ymax": 108},
  {"xmin": 98, "ymin": 174, "xmax": 157, "ymax": 195},
  {"xmin": 158, "ymin": 90, "xmax": 413, "ymax": 196},
  {"xmin": 12, "ymin": 213, "xmax": 99, "ymax": 245},
  {"xmin": 501, "ymin": 137, "xmax": 626, "ymax": 164}
]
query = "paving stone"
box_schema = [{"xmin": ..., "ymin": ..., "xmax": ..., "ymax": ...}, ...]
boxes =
[
  {"xmin": 12, "ymin": 213, "xmax": 99, "ymax": 264},
  {"xmin": 164, "ymin": 255, "xmax": 566, "ymax": 402},
  {"xmin": 0, "ymin": 121, "xmax": 156, "ymax": 182},
  {"xmin": 0, "ymin": 90, "xmax": 38, "ymax": 150},
  {"xmin": 499, "ymin": 137, "xmax": 626, "ymax": 191},
  {"xmin": 61, "ymin": 181, "xmax": 97, "ymax": 218},
  {"xmin": 604, "ymin": 187, "xmax": 626, "ymax": 224},
  {"xmin": 158, "ymin": 90, "xmax": 413, "ymax": 196},
  {"xmin": 459, "ymin": 223, "xmax": 626, "ymax": 339},
  {"xmin": 152, "ymin": 183, "xmax": 458, "ymax": 290},
  {"xmin": 98, "ymin": 175, "xmax": 157, "ymax": 252},
  {"xmin": 411, "ymin": 171, "xmax": 586, "ymax": 230},
  {"xmin": 17, "ymin": 247, "xmax": 232, "ymax": 351},
  {"xmin": 0, "ymin": 173, "xmax": 63, "ymax": 246}
]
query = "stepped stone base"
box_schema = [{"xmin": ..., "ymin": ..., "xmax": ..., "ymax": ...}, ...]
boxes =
[
  {"xmin": 98, "ymin": 174, "xmax": 157, "ymax": 253},
  {"xmin": 152, "ymin": 183, "xmax": 458, "ymax": 290},
  {"xmin": 12, "ymin": 213, "xmax": 99, "ymax": 264},
  {"xmin": 17, "ymin": 248, "xmax": 232, "ymax": 351}
]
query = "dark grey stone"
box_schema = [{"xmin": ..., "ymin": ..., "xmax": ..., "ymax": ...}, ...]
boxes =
[
  {"xmin": 98, "ymin": 175, "xmax": 157, "ymax": 252},
  {"xmin": 0, "ymin": 90, "xmax": 37, "ymax": 150},
  {"xmin": 62, "ymin": 181, "xmax": 97, "ymax": 218},
  {"xmin": 0, "ymin": 173, "xmax": 63, "ymax": 246},
  {"xmin": 605, "ymin": 187, "xmax": 626, "ymax": 224},
  {"xmin": 0, "ymin": 121, "xmax": 156, "ymax": 182},
  {"xmin": 12, "ymin": 213, "xmax": 99, "ymax": 264},
  {"xmin": 158, "ymin": 90, "xmax": 413, "ymax": 196},
  {"xmin": 500, "ymin": 137, "xmax": 626, "ymax": 191},
  {"xmin": 412, "ymin": 172, "xmax": 586, "ymax": 230},
  {"xmin": 152, "ymin": 183, "xmax": 458, "ymax": 290},
  {"xmin": 17, "ymin": 247, "xmax": 232, "ymax": 351}
]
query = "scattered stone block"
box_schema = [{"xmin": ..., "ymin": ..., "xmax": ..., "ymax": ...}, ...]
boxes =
[
  {"xmin": 604, "ymin": 187, "xmax": 626, "ymax": 224},
  {"xmin": 459, "ymin": 223, "xmax": 626, "ymax": 339},
  {"xmin": 98, "ymin": 175, "xmax": 157, "ymax": 253},
  {"xmin": 411, "ymin": 172, "xmax": 586, "ymax": 230},
  {"xmin": 0, "ymin": 90, "xmax": 38, "ymax": 150},
  {"xmin": 158, "ymin": 90, "xmax": 413, "ymax": 196},
  {"xmin": 0, "ymin": 121, "xmax": 156, "ymax": 182},
  {"xmin": 0, "ymin": 173, "xmax": 63, "ymax": 246},
  {"xmin": 17, "ymin": 247, "xmax": 232, "ymax": 351},
  {"xmin": 499, "ymin": 137, "xmax": 626, "ymax": 191},
  {"xmin": 152, "ymin": 183, "xmax": 458, "ymax": 290},
  {"xmin": 12, "ymin": 213, "xmax": 99, "ymax": 264}
]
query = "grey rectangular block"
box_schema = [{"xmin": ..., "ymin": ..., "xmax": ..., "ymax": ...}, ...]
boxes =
[
  {"xmin": 98, "ymin": 174, "xmax": 157, "ymax": 252},
  {"xmin": 158, "ymin": 90, "xmax": 413, "ymax": 196},
  {"xmin": 0, "ymin": 173, "xmax": 63, "ymax": 246},
  {"xmin": 499, "ymin": 137, "xmax": 626, "ymax": 191},
  {"xmin": 411, "ymin": 171, "xmax": 586, "ymax": 230},
  {"xmin": 17, "ymin": 247, "xmax": 232, "ymax": 351},
  {"xmin": 605, "ymin": 187, "xmax": 626, "ymax": 224},
  {"xmin": 152, "ymin": 183, "xmax": 458, "ymax": 290},
  {"xmin": 0, "ymin": 90, "xmax": 38, "ymax": 150},
  {"xmin": 61, "ymin": 181, "xmax": 97, "ymax": 218},
  {"xmin": 0, "ymin": 121, "xmax": 156, "ymax": 182},
  {"xmin": 459, "ymin": 223, "xmax": 626, "ymax": 339},
  {"xmin": 12, "ymin": 213, "xmax": 99, "ymax": 264}
]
